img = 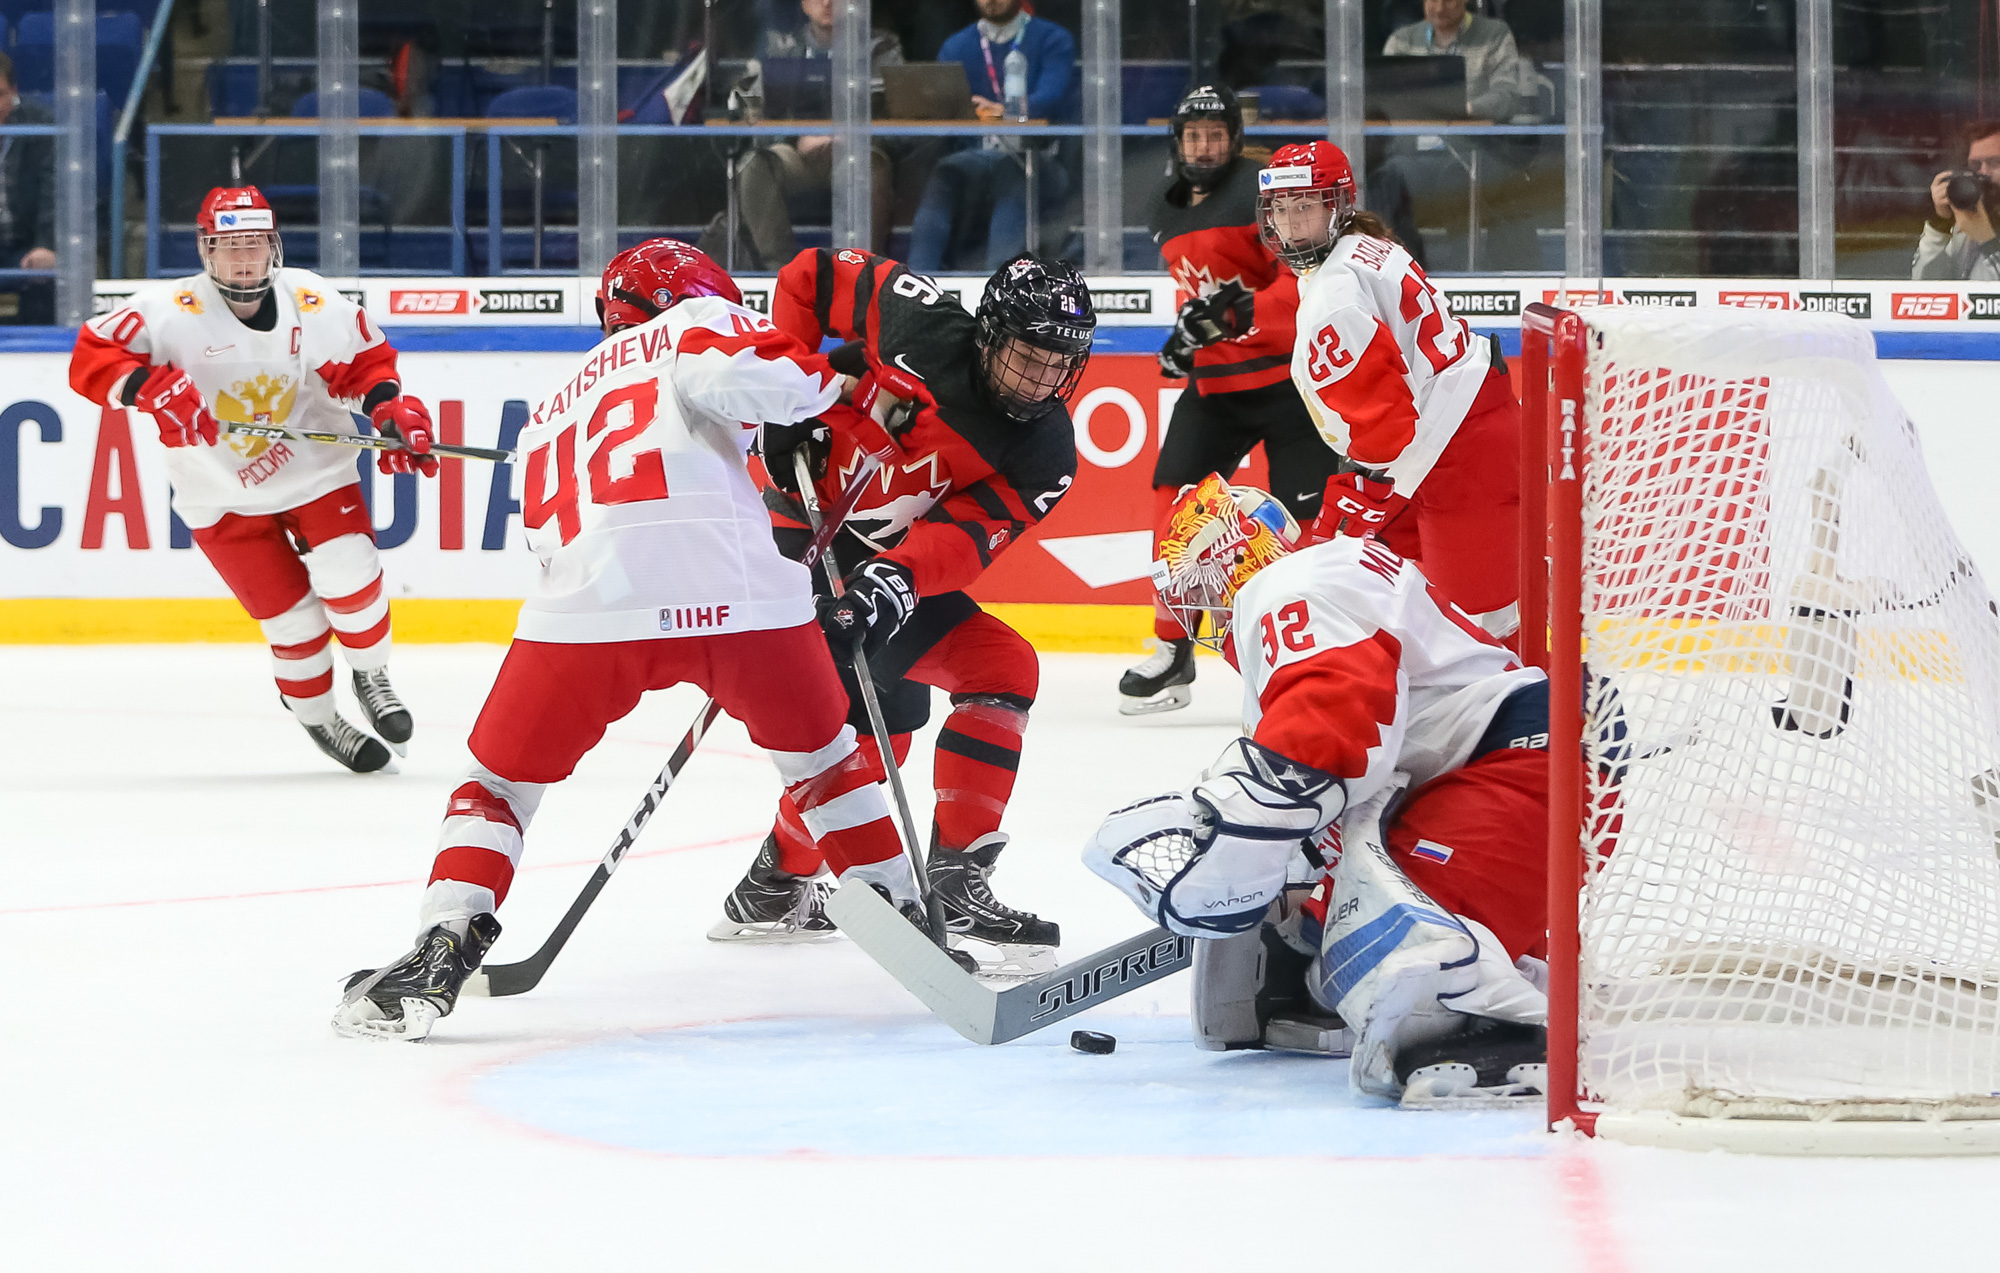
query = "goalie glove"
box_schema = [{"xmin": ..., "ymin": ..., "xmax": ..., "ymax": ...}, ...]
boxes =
[
  {"xmin": 1084, "ymin": 737, "xmax": 1345, "ymax": 938},
  {"xmin": 1310, "ymin": 471, "xmax": 1408, "ymax": 540}
]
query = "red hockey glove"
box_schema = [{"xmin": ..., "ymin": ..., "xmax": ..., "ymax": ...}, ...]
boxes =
[
  {"xmin": 1311, "ymin": 471, "xmax": 1408, "ymax": 540},
  {"xmin": 371, "ymin": 394, "xmax": 439, "ymax": 477},
  {"xmin": 858, "ymin": 360, "xmax": 926, "ymax": 435},
  {"xmin": 134, "ymin": 364, "xmax": 219, "ymax": 447},
  {"xmin": 820, "ymin": 558, "xmax": 918, "ymax": 658}
]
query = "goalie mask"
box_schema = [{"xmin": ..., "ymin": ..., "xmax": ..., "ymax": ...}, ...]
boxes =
[
  {"xmin": 1256, "ymin": 141, "xmax": 1356, "ymax": 274},
  {"xmin": 1153, "ymin": 474, "xmax": 1301, "ymax": 652},
  {"xmin": 196, "ymin": 186, "xmax": 283, "ymax": 305}
]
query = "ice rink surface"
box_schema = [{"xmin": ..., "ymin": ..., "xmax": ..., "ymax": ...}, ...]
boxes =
[{"xmin": 5, "ymin": 644, "xmax": 1999, "ymax": 1271}]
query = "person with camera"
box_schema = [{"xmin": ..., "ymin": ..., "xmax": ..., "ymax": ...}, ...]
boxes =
[{"xmin": 1916, "ymin": 121, "xmax": 2000, "ymax": 282}]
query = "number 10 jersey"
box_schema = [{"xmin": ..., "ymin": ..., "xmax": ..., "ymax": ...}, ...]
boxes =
[{"xmin": 513, "ymin": 298, "xmax": 841, "ymax": 644}]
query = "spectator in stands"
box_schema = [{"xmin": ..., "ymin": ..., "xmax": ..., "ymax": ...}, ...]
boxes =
[
  {"xmin": 697, "ymin": 0, "xmax": 904, "ymax": 267},
  {"xmin": 907, "ymin": 0, "xmax": 1076, "ymax": 272},
  {"xmin": 0, "ymin": 54, "xmax": 54, "ymax": 324},
  {"xmin": 1916, "ymin": 121, "xmax": 2000, "ymax": 282},
  {"xmin": 1382, "ymin": 0, "xmax": 1535, "ymax": 122}
]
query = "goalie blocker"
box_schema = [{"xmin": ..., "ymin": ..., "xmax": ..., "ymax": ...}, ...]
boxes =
[{"xmin": 1084, "ymin": 474, "xmax": 1556, "ymax": 1103}]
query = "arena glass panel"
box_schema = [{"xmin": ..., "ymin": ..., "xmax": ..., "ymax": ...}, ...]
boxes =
[{"xmin": 1831, "ymin": 0, "xmax": 1993, "ymax": 282}]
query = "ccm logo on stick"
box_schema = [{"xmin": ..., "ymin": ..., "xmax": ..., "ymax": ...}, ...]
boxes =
[
  {"xmin": 1891, "ymin": 293, "xmax": 1960, "ymax": 320},
  {"xmin": 389, "ymin": 289, "xmax": 470, "ymax": 315}
]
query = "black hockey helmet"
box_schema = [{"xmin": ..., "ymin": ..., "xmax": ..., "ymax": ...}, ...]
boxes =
[
  {"xmin": 975, "ymin": 255, "xmax": 1097, "ymax": 423},
  {"xmin": 1171, "ymin": 83, "xmax": 1244, "ymax": 190}
]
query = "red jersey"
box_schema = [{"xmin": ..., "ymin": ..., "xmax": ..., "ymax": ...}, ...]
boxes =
[
  {"xmin": 768, "ymin": 248, "xmax": 1078, "ymax": 598},
  {"xmin": 1149, "ymin": 159, "xmax": 1298, "ymax": 396}
]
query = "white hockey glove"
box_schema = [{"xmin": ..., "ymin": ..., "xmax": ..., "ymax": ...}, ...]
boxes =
[{"xmin": 1085, "ymin": 737, "xmax": 1345, "ymax": 939}]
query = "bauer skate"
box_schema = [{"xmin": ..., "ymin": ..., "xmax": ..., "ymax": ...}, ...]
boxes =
[
  {"xmin": 351, "ymin": 667, "xmax": 413, "ymax": 755},
  {"xmin": 285, "ymin": 697, "xmax": 392, "ymax": 773},
  {"xmin": 1118, "ymin": 637, "xmax": 1196, "ymax": 716},
  {"xmin": 1394, "ymin": 1017, "xmax": 1548, "ymax": 1110},
  {"xmin": 333, "ymin": 913, "xmax": 501, "ymax": 1042},
  {"xmin": 927, "ymin": 831, "xmax": 1059, "ymax": 979},
  {"xmin": 708, "ymin": 834, "xmax": 841, "ymax": 943}
]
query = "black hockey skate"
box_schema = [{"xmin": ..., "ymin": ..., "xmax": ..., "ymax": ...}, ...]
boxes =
[
  {"xmin": 351, "ymin": 667, "xmax": 413, "ymax": 753},
  {"xmin": 286, "ymin": 697, "xmax": 392, "ymax": 773},
  {"xmin": 927, "ymin": 831, "xmax": 1059, "ymax": 977},
  {"xmin": 1393, "ymin": 1017, "xmax": 1549, "ymax": 1109},
  {"xmin": 708, "ymin": 834, "xmax": 839, "ymax": 943},
  {"xmin": 332, "ymin": 913, "xmax": 502, "ymax": 1041},
  {"xmin": 1118, "ymin": 637, "xmax": 1196, "ymax": 716}
]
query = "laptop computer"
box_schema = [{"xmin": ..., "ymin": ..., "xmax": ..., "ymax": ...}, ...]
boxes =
[
  {"xmin": 760, "ymin": 57, "xmax": 832, "ymax": 120},
  {"xmin": 881, "ymin": 62, "xmax": 977, "ymax": 120},
  {"xmin": 1365, "ymin": 56, "xmax": 1469, "ymax": 121}
]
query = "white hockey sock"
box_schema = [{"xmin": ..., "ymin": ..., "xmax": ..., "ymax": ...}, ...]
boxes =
[
  {"xmin": 417, "ymin": 879, "xmax": 497, "ymax": 941},
  {"xmin": 840, "ymin": 854, "xmax": 919, "ymax": 909},
  {"xmin": 284, "ymin": 689, "xmax": 337, "ymax": 727}
]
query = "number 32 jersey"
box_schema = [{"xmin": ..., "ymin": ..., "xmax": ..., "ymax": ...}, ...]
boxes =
[
  {"xmin": 1232, "ymin": 535, "xmax": 1543, "ymax": 806},
  {"xmin": 1290, "ymin": 234, "xmax": 1491, "ymax": 496},
  {"xmin": 513, "ymin": 297, "xmax": 840, "ymax": 644}
]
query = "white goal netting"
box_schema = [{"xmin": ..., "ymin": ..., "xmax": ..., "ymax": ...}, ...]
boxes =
[{"xmin": 1571, "ymin": 307, "xmax": 2000, "ymax": 1123}]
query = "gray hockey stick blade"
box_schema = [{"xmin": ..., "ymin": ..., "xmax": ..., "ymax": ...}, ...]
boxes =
[{"xmin": 826, "ymin": 881, "xmax": 1194, "ymax": 1045}]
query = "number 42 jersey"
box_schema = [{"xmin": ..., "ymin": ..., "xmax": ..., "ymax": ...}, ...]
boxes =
[
  {"xmin": 513, "ymin": 297, "xmax": 840, "ymax": 645},
  {"xmin": 1232, "ymin": 535, "xmax": 1544, "ymax": 807}
]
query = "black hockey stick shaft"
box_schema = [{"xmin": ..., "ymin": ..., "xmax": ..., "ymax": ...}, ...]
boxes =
[
  {"xmin": 223, "ymin": 422, "xmax": 514, "ymax": 462},
  {"xmin": 791, "ymin": 449, "xmax": 944, "ymax": 935},
  {"xmin": 473, "ymin": 448, "xmax": 887, "ymax": 998}
]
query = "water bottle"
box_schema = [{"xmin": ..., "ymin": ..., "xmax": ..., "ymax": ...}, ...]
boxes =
[{"xmin": 1003, "ymin": 48, "xmax": 1029, "ymax": 121}]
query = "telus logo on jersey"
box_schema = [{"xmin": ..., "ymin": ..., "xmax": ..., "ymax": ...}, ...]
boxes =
[
  {"xmin": 1891, "ymin": 292, "xmax": 1960, "ymax": 320},
  {"xmin": 389, "ymin": 289, "xmax": 470, "ymax": 315},
  {"xmin": 659, "ymin": 605, "xmax": 733, "ymax": 632},
  {"xmin": 476, "ymin": 289, "xmax": 564, "ymax": 315}
]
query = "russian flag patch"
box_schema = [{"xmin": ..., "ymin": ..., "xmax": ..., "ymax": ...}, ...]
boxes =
[{"xmin": 1409, "ymin": 839, "xmax": 1454, "ymax": 865}]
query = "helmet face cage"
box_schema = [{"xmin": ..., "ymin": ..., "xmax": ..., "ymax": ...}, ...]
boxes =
[
  {"xmin": 198, "ymin": 229, "xmax": 283, "ymax": 305},
  {"xmin": 975, "ymin": 255, "xmax": 1097, "ymax": 423},
  {"xmin": 1256, "ymin": 186, "xmax": 1354, "ymax": 273},
  {"xmin": 1171, "ymin": 84, "xmax": 1243, "ymax": 188},
  {"xmin": 1154, "ymin": 475, "xmax": 1300, "ymax": 652}
]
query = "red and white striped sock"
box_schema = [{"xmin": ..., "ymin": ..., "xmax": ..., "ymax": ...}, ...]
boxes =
[{"xmin": 259, "ymin": 593, "xmax": 336, "ymax": 725}]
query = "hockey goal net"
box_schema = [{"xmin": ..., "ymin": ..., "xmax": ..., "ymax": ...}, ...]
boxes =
[{"xmin": 1521, "ymin": 303, "xmax": 2000, "ymax": 1154}]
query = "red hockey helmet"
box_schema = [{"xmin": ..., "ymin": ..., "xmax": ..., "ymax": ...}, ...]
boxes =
[
  {"xmin": 196, "ymin": 185, "xmax": 283, "ymax": 304},
  {"xmin": 597, "ymin": 238, "xmax": 742, "ymax": 334},
  {"xmin": 1256, "ymin": 141, "xmax": 1356, "ymax": 274}
]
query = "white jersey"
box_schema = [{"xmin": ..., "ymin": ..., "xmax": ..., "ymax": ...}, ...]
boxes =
[
  {"xmin": 74, "ymin": 269, "xmax": 393, "ymax": 529},
  {"xmin": 1290, "ymin": 234, "xmax": 1491, "ymax": 494},
  {"xmin": 512, "ymin": 297, "xmax": 841, "ymax": 645},
  {"xmin": 1231, "ymin": 535, "xmax": 1542, "ymax": 805}
]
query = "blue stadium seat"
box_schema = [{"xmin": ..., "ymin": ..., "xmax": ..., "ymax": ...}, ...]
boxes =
[
  {"xmin": 1251, "ymin": 84, "xmax": 1326, "ymax": 120},
  {"xmin": 1123, "ymin": 64, "xmax": 1191, "ymax": 126},
  {"xmin": 289, "ymin": 87, "xmax": 398, "ymax": 119},
  {"xmin": 485, "ymin": 85, "xmax": 578, "ymax": 125},
  {"xmin": 11, "ymin": 10, "xmax": 144, "ymax": 104}
]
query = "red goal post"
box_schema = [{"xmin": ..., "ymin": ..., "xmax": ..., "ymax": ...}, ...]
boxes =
[{"xmin": 1519, "ymin": 302, "xmax": 2000, "ymax": 1154}]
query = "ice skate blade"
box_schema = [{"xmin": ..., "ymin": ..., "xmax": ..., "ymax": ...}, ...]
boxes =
[
  {"xmin": 331, "ymin": 996, "xmax": 441, "ymax": 1042},
  {"xmin": 1118, "ymin": 685, "xmax": 1192, "ymax": 717},
  {"xmin": 947, "ymin": 937, "xmax": 1059, "ymax": 981},
  {"xmin": 386, "ymin": 739, "xmax": 409, "ymax": 758},
  {"xmin": 706, "ymin": 916, "xmax": 845, "ymax": 945},
  {"xmin": 1397, "ymin": 1061, "xmax": 1548, "ymax": 1110}
]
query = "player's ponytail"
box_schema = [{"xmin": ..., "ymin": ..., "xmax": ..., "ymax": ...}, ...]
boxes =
[{"xmin": 1341, "ymin": 210, "xmax": 1404, "ymax": 248}]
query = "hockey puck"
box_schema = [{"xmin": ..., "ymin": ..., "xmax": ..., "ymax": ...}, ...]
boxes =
[{"xmin": 1070, "ymin": 1030, "xmax": 1117, "ymax": 1054}]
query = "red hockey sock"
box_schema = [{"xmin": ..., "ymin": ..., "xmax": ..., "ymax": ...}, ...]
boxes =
[{"xmin": 933, "ymin": 698, "xmax": 1026, "ymax": 848}]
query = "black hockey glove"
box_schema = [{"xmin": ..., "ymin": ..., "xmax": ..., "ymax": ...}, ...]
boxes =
[
  {"xmin": 1179, "ymin": 281, "xmax": 1256, "ymax": 348},
  {"xmin": 760, "ymin": 417, "xmax": 831, "ymax": 494},
  {"xmin": 1158, "ymin": 328, "xmax": 1198, "ymax": 379},
  {"xmin": 820, "ymin": 559, "xmax": 917, "ymax": 657}
]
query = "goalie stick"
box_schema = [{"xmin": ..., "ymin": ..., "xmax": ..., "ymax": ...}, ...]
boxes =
[
  {"xmin": 463, "ymin": 447, "xmax": 887, "ymax": 998},
  {"xmin": 825, "ymin": 881, "xmax": 1195, "ymax": 1044},
  {"xmin": 223, "ymin": 422, "xmax": 514, "ymax": 463}
]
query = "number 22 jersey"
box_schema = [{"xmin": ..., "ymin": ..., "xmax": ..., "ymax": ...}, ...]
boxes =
[{"xmin": 512, "ymin": 298, "xmax": 840, "ymax": 644}]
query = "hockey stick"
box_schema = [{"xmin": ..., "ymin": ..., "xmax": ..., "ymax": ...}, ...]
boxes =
[
  {"xmin": 791, "ymin": 449, "xmax": 944, "ymax": 931},
  {"xmin": 224, "ymin": 422, "xmax": 514, "ymax": 463},
  {"xmin": 463, "ymin": 449, "xmax": 888, "ymax": 998},
  {"xmin": 824, "ymin": 882, "xmax": 1194, "ymax": 1044}
]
